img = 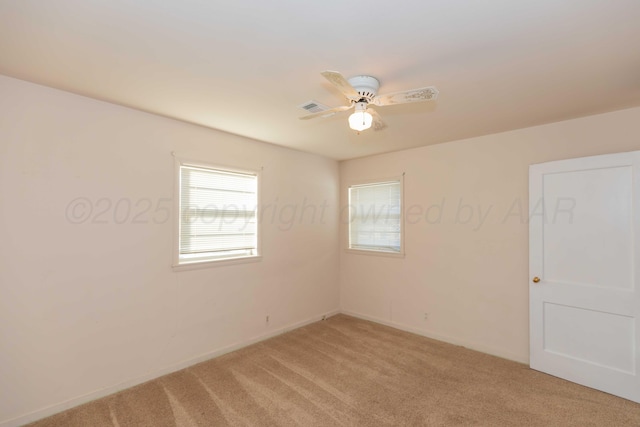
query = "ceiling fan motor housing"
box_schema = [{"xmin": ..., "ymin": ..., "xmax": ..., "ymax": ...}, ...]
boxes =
[{"xmin": 347, "ymin": 75, "xmax": 380, "ymax": 102}]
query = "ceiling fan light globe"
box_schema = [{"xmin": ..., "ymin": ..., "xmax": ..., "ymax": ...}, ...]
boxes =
[{"xmin": 348, "ymin": 111, "xmax": 373, "ymax": 131}]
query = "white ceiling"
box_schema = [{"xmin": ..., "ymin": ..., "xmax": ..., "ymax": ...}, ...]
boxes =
[{"xmin": 1, "ymin": 1, "xmax": 639, "ymax": 160}]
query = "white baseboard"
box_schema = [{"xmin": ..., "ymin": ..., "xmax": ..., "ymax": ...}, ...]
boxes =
[
  {"xmin": 1, "ymin": 309, "xmax": 340, "ymax": 427},
  {"xmin": 341, "ymin": 309, "xmax": 529, "ymax": 365}
]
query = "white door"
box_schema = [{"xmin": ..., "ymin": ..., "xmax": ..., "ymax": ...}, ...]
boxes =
[{"xmin": 529, "ymin": 150, "xmax": 640, "ymax": 403}]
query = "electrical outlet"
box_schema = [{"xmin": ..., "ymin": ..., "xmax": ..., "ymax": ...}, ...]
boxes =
[{"xmin": 424, "ymin": 312, "xmax": 429, "ymax": 321}]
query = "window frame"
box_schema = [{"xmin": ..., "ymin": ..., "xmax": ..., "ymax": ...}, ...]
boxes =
[
  {"xmin": 172, "ymin": 157, "xmax": 262, "ymax": 270},
  {"xmin": 346, "ymin": 175, "xmax": 405, "ymax": 258}
]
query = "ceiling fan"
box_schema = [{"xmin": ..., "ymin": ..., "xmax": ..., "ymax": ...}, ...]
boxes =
[{"xmin": 299, "ymin": 71, "xmax": 439, "ymax": 132}]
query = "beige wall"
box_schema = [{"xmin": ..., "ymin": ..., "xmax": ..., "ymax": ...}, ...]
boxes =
[
  {"xmin": 0, "ymin": 75, "xmax": 340, "ymax": 426},
  {"xmin": 340, "ymin": 106, "xmax": 640, "ymax": 363}
]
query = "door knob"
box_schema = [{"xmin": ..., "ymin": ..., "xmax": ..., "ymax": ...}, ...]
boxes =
[{"xmin": 532, "ymin": 277, "xmax": 540, "ymax": 283}]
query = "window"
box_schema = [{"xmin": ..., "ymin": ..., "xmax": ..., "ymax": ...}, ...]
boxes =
[
  {"xmin": 175, "ymin": 161, "xmax": 259, "ymax": 267},
  {"xmin": 348, "ymin": 178, "xmax": 403, "ymax": 255}
]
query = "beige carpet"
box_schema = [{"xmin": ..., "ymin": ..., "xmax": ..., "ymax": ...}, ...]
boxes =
[{"xmin": 27, "ymin": 314, "xmax": 640, "ymax": 426}]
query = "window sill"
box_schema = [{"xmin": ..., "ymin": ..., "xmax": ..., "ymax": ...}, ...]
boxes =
[
  {"xmin": 172, "ymin": 255, "xmax": 262, "ymax": 271},
  {"xmin": 345, "ymin": 248, "xmax": 405, "ymax": 258}
]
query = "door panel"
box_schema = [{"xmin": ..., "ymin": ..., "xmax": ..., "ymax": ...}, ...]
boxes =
[
  {"xmin": 542, "ymin": 166, "xmax": 633, "ymax": 289},
  {"xmin": 530, "ymin": 151, "xmax": 640, "ymax": 403},
  {"xmin": 543, "ymin": 302, "xmax": 635, "ymax": 373}
]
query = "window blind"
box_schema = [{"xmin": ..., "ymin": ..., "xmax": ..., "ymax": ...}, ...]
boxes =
[
  {"xmin": 179, "ymin": 165, "xmax": 258, "ymax": 263},
  {"xmin": 349, "ymin": 180, "xmax": 401, "ymax": 253}
]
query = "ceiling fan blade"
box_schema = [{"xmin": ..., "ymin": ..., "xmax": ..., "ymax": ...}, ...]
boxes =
[
  {"xmin": 367, "ymin": 108, "xmax": 387, "ymax": 131},
  {"xmin": 299, "ymin": 104, "xmax": 353, "ymax": 120},
  {"xmin": 373, "ymin": 86, "xmax": 439, "ymax": 106},
  {"xmin": 321, "ymin": 71, "xmax": 362, "ymax": 102}
]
